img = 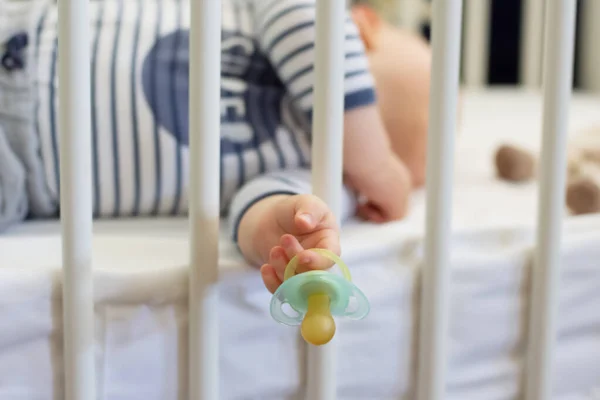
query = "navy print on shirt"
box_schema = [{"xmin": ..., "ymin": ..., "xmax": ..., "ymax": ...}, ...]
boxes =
[{"xmin": 140, "ymin": 28, "xmax": 286, "ymax": 157}]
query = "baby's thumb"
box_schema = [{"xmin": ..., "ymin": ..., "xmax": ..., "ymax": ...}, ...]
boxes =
[{"xmin": 293, "ymin": 195, "xmax": 333, "ymax": 233}]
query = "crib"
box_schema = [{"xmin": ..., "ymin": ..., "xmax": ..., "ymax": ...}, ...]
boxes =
[{"xmin": 1, "ymin": 0, "xmax": 600, "ymax": 399}]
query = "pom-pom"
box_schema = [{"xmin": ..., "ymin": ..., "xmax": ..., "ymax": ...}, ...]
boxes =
[
  {"xmin": 566, "ymin": 176, "xmax": 600, "ymax": 215},
  {"xmin": 494, "ymin": 144, "xmax": 535, "ymax": 182}
]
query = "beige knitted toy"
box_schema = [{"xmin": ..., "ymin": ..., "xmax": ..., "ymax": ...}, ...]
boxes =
[{"xmin": 494, "ymin": 127, "xmax": 600, "ymax": 215}]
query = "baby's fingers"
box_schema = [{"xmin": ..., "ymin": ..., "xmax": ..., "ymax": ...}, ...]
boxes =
[
  {"xmin": 280, "ymin": 234, "xmax": 336, "ymax": 272},
  {"xmin": 279, "ymin": 234, "xmax": 310, "ymax": 274},
  {"xmin": 276, "ymin": 194, "xmax": 337, "ymax": 235},
  {"xmin": 268, "ymin": 246, "xmax": 290, "ymax": 281},
  {"xmin": 260, "ymin": 264, "xmax": 282, "ymax": 294},
  {"xmin": 297, "ymin": 249, "xmax": 336, "ymax": 270},
  {"xmin": 280, "ymin": 234, "xmax": 304, "ymax": 261},
  {"xmin": 356, "ymin": 201, "xmax": 386, "ymax": 223}
]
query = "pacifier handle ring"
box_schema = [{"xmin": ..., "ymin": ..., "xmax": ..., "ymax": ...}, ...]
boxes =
[{"xmin": 283, "ymin": 248, "xmax": 352, "ymax": 282}]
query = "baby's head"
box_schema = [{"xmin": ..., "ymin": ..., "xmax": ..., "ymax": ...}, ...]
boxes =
[{"xmin": 351, "ymin": 4, "xmax": 432, "ymax": 186}]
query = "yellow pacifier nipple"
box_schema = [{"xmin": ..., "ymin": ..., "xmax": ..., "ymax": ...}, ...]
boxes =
[{"xmin": 301, "ymin": 293, "xmax": 336, "ymax": 346}]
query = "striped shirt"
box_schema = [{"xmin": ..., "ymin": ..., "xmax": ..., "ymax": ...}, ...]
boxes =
[{"xmin": 28, "ymin": 0, "xmax": 375, "ymax": 240}]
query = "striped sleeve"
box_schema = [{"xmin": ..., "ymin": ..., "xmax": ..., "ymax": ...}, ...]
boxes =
[
  {"xmin": 228, "ymin": 169, "xmax": 357, "ymax": 243},
  {"xmin": 251, "ymin": 0, "xmax": 376, "ymax": 116}
]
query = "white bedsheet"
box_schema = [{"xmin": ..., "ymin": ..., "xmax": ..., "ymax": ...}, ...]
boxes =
[{"xmin": 1, "ymin": 89, "xmax": 600, "ymax": 399}]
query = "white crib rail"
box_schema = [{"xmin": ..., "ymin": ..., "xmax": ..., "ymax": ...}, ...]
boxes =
[
  {"xmin": 188, "ymin": 0, "xmax": 222, "ymax": 399},
  {"xmin": 57, "ymin": 0, "xmax": 95, "ymax": 398},
  {"xmin": 307, "ymin": 0, "xmax": 347, "ymax": 398},
  {"xmin": 520, "ymin": 0, "xmax": 546, "ymax": 88},
  {"xmin": 525, "ymin": 1, "xmax": 577, "ymax": 399},
  {"xmin": 579, "ymin": 0, "xmax": 600, "ymax": 92},
  {"xmin": 417, "ymin": 1, "xmax": 463, "ymax": 400},
  {"xmin": 462, "ymin": 0, "xmax": 491, "ymax": 87}
]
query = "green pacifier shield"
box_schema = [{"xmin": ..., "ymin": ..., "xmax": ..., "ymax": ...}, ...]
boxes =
[{"xmin": 269, "ymin": 249, "xmax": 370, "ymax": 326}]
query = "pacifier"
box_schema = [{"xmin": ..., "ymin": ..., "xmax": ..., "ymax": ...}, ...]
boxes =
[{"xmin": 269, "ymin": 249, "xmax": 370, "ymax": 346}]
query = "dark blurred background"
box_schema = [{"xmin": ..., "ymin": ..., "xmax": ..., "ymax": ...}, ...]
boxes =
[{"xmin": 418, "ymin": 0, "xmax": 587, "ymax": 88}]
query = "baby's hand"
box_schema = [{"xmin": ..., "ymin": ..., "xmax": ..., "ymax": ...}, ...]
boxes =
[
  {"xmin": 345, "ymin": 152, "xmax": 412, "ymax": 223},
  {"xmin": 259, "ymin": 194, "xmax": 340, "ymax": 294}
]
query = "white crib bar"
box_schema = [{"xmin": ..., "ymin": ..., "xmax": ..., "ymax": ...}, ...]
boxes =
[
  {"xmin": 57, "ymin": 0, "xmax": 95, "ymax": 397},
  {"xmin": 308, "ymin": 0, "xmax": 346, "ymax": 398},
  {"xmin": 462, "ymin": 0, "xmax": 491, "ymax": 87},
  {"xmin": 417, "ymin": 1, "xmax": 463, "ymax": 399},
  {"xmin": 578, "ymin": 0, "xmax": 600, "ymax": 92},
  {"xmin": 519, "ymin": 0, "xmax": 545, "ymax": 88},
  {"xmin": 188, "ymin": 0, "xmax": 222, "ymax": 399},
  {"xmin": 525, "ymin": 1, "xmax": 577, "ymax": 400}
]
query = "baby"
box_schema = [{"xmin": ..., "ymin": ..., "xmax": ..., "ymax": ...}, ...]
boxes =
[
  {"xmin": 0, "ymin": 0, "xmax": 431, "ymax": 294},
  {"xmin": 225, "ymin": 1, "xmax": 432, "ymax": 293}
]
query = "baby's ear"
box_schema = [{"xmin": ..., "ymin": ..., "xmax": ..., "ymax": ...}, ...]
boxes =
[{"xmin": 350, "ymin": 4, "xmax": 382, "ymax": 51}]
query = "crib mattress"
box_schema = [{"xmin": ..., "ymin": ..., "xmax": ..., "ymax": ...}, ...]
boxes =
[{"xmin": 2, "ymin": 88, "xmax": 600, "ymax": 400}]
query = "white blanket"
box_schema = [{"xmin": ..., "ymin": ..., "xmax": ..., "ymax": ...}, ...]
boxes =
[{"xmin": 1, "ymin": 89, "xmax": 600, "ymax": 399}]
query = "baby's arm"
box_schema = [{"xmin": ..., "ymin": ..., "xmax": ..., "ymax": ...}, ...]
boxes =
[
  {"xmin": 342, "ymin": 105, "xmax": 413, "ymax": 222},
  {"xmin": 229, "ymin": 169, "xmax": 356, "ymax": 293},
  {"xmin": 252, "ymin": 0, "xmax": 412, "ymax": 223}
]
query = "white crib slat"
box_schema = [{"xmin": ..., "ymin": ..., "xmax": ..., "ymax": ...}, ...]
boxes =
[
  {"xmin": 416, "ymin": 1, "xmax": 463, "ymax": 399},
  {"xmin": 519, "ymin": 0, "xmax": 546, "ymax": 87},
  {"xmin": 188, "ymin": 0, "xmax": 221, "ymax": 399},
  {"xmin": 578, "ymin": 0, "xmax": 600, "ymax": 91},
  {"xmin": 462, "ymin": 0, "xmax": 491, "ymax": 87},
  {"xmin": 307, "ymin": 0, "xmax": 346, "ymax": 398},
  {"xmin": 57, "ymin": 0, "xmax": 95, "ymax": 397},
  {"xmin": 526, "ymin": 2, "xmax": 577, "ymax": 400}
]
